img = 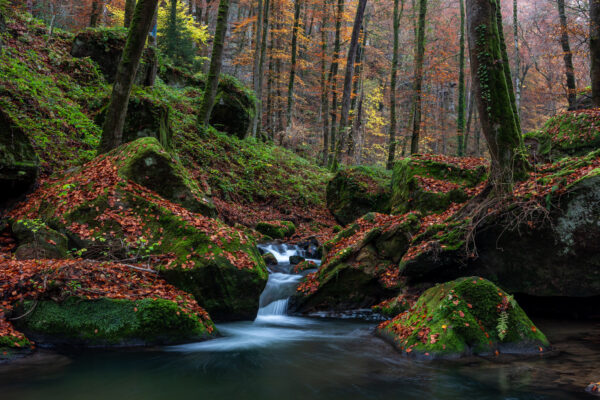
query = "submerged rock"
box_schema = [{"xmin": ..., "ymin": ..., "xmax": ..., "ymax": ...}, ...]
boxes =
[
  {"xmin": 326, "ymin": 166, "xmax": 391, "ymax": 225},
  {"xmin": 0, "ymin": 110, "xmax": 39, "ymax": 208},
  {"xmin": 390, "ymin": 155, "xmax": 486, "ymax": 215},
  {"xmin": 377, "ymin": 277, "xmax": 549, "ymax": 359},
  {"xmin": 9, "ymin": 138, "xmax": 267, "ymax": 321}
]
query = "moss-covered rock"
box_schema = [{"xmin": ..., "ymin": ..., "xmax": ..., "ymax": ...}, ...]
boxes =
[
  {"xmin": 390, "ymin": 155, "xmax": 487, "ymax": 215},
  {"xmin": 524, "ymin": 110, "xmax": 600, "ymax": 163},
  {"xmin": 262, "ymin": 252, "xmax": 278, "ymax": 266},
  {"xmin": 289, "ymin": 213, "xmax": 420, "ymax": 314},
  {"xmin": 12, "ymin": 219, "xmax": 69, "ymax": 260},
  {"xmin": 14, "ymin": 297, "xmax": 214, "ymax": 347},
  {"xmin": 372, "ymin": 294, "xmax": 413, "ymax": 318},
  {"xmin": 377, "ymin": 277, "xmax": 549, "ymax": 359},
  {"xmin": 326, "ymin": 166, "xmax": 392, "ymax": 225},
  {"xmin": 0, "ymin": 109, "xmax": 39, "ymax": 207},
  {"xmin": 71, "ymin": 27, "xmax": 154, "ymax": 84},
  {"xmin": 208, "ymin": 75, "xmax": 256, "ymax": 139},
  {"xmin": 255, "ymin": 220, "xmax": 296, "ymax": 239},
  {"xmin": 95, "ymin": 93, "xmax": 173, "ymax": 151},
  {"xmin": 9, "ymin": 139, "xmax": 267, "ymax": 321}
]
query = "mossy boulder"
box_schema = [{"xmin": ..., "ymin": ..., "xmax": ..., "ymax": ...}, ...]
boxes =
[
  {"xmin": 207, "ymin": 75, "xmax": 256, "ymax": 139},
  {"xmin": 95, "ymin": 93, "xmax": 173, "ymax": 151},
  {"xmin": 326, "ymin": 166, "xmax": 392, "ymax": 225},
  {"xmin": 390, "ymin": 155, "xmax": 487, "ymax": 215},
  {"xmin": 0, "ymin": 109, "xmax": 39, "ymax": 207},
  {"xmin": 402, "ymin": 153, "xmax": 600, "ymax": 299},
  {"xmin": 9, "ymin": 139, "xmax": 267, "ymax": 321},
  {"xmin": 377, "ymin": 277, "xmax": 549, "ymax": 359},
  {"xmin": 372, "ymin": 294, "xmax": 413, "ymax": 318},
  {"xmin": 71, "ymin": 27, "xmax": 153, "ymax": 84},
  {"xmin": 255, "ymin": 220, "xmax": 296, "ymax": 239},
  {"xmin": 289, "ymin": 213, "xmax": 419, "ymax": 314},
  {"xmin": 14, "ymin": 297, "xmax": 214, "ymax": 347},
  {"xmin": 262, "ymin": 252, "xmax": 278, "ymax": 266},
  {"xmin": 524, "ymin": 110, "xmax": 600, "ymax": 163},
  {"xmin": 12, "ymin": 219, "xmax": 69, "ymax": 260}
]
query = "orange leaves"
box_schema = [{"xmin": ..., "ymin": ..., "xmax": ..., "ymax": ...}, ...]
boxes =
[{"xmin": 296, "ymin": 272, "xmax": 320, "ymax": 295}]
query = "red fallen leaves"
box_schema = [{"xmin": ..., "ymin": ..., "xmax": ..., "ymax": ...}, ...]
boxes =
[
  {"xmin": 0, "ymin": 259, "xmax": 214, "ymax": 345},
  {"xmin": 415, "ymin": 176, "xmax": 461, "ymax": 194},
  {"xmin": 413, "ymin": 154, "xmax": 488, "ymax": 171},
  {"xmin": 296, "ymin": 272, "xmax": 319, "ymax": 295}
]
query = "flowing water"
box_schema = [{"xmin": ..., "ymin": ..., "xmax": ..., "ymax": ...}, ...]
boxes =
[{"xmin": 0, "ymin": 244, "xmax": 599, "ymax": 400}]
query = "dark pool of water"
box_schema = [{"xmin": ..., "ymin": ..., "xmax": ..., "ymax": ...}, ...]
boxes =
[{"xmin": 0, "ymin": 316, "xmax": 598, "ymax": 400}]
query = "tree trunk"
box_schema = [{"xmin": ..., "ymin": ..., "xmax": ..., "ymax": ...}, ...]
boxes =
[
  {"xmin": 321, "ymin": 2, "xmax": 330, "ymax": 165},
  {"xmin": 329, "ymin": 0, "xmax": 345, "ymax": 155},
  {"xmin": 456, "ymin": 0, "xmax": 466, "ymax": 156},
  {"xmin": 250, "ymin": 0, "xmax": 264, "ymax": 137},
  {"xmin": 90, "ymin": 0, "xmax": 102, "ymax": 27},
  {"xmin": 99, "ymin": 0, "xmax": 159, "ymax": 153},
  {"xmin": 387, "ymin": 0, "xmax": 404, "ymax": 169},
  {"xmin": 466, "ymin": 0, "xmax": 527, "ymax": 192},
  {"xmin": 591, "ymin": 0, "xmax": 600, "ymax": 106},
  {"xmin": 330, "ymin": 0, "xmax": 368, "ymax": 170},
  {"xmin": 557, "ymin": 0, "xmax": 576, "ymax": 107},
  {"xmin": 266, "ymin": 25, "xmax": 275, "ymax": 140},
  {"xmin": 142, "ymin": 7, "xmax": 158, "ymax": 87},
  {"xmin": 198, "ymin": 0, "xmax": 231, "ymax": 127},
  {"xmin": 255, "ymin": 0, "xmax": 271, "ymax": 139},
  {"xmin": 286, "ymin": 0, "xmax": 302, "ymax": 133},
  {"xmin": 513, "ymin": 0, "xmax": 520, "ymax": 113},
  {"xmin": 410, "ymin": 0, "xmax": 427, "ymax": 154},
  {"xmin": 124, "ymin": 0, "xmax": 136, "ymax": 28}
]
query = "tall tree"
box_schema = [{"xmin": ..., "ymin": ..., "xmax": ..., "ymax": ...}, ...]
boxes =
[
  {"xmin": 254, "ymin": 0, "xmax": 271, "ymax": 138},
  {"xmin": 250, "ymin": 0, "xmax": 265, "ymax": 137},
  {"xmin": 331, "ymin": 0, "xmax": 368, "ymax": 170},
  {"xmin": 124, "ymin": 0, "xmax": 136, "ymax": 27},
  {"xmin": 320, "ymin": 3, "xmax": 330, "ymax": 164},
  {"xmin": 513, "ymin": 0, "xmax": 520, "ymax": 113},
  {"xmin": 466, "ymin": 0, "xmax": 527, "ymax": 193},
  {"xmin": 90, "ymin": 0, "xmax": 102, "ymax": 27},
  {"xmin": 409, "ymin": 0, "xmax": 427, "ymax": 154},
  {"xmin": 556, "ymin": 0, "xmax": 576, "ymax": 107},
  {"xmin": 286, "ymin": 0, "xmax": 302, "ymax": 132},
  {"xmin": 198, "ymin": 0, "xmax": 231, "ymax": 127},
  {"xmin": 387, "ymin": 0, "xmax": 404, "ymax": 169},
  {"xmin": 99, "ymin": 0, "xmax": 159, "ymax": 153},
  {"xmin": 456, "ymin": 0, "xmax": 466, "ymax": 156},
  {"xmin": 328, "ymin": 0, "xmax": 345, "ymax": 154},
  {"xmin": 591, "ymin": 0, "xmax": 600, "ymax": 106}
]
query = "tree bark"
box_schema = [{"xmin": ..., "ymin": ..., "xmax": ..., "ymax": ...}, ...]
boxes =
[
  {"xmin": 330, "ymin": 0, "xmax": 368, "ymax": 170},
  {"xmin": 198, "ymin": 0, "xmax": 231, "ymax": 127},
  {"xmin": 90, "ymin": 0, "xmax": 102, "ymax": 27},
  {"xmin": 98, "ymin": 0, "xmax": 159, "ymax": 153},
  {"xmin": 250, "ymin": 0, "xmax": 265, "ymax": 137},
  {"xmin": 124, "ymin": 0, "xmax": 136, "ymax": 28},
  {"xmin": 286, "ymin": 0, "xmax": 302, "ymax": 133},
  {"xmin": 513, "ymin": 0, "xmax": 520, "ymax": 113},
  {"xmin": 328, "ymin": 0, "xmax": 345, "ymax": 155},
  {"xmin": 255, "ymin": 0, "xmax": 271, "ymax": 139},
  {"xmin": 387, "ymin": 0, "xmax": 404, "ymax": 169},
  {"xmin": 410, "ymin": 0, "xmax": 427, "ymax": 154},
  {"xmin": 591, "ymin": 0, "xmax": 600, "ymax": 106},
  {"xmin": 321, "ymin": 4, "xmax": 330, "ymax": 165},
  {"xmin": 557, "ymin": 0, "xmax": 576, "ymax": 107},
  {"xmin": 466, "ymin": 0, "xmax": 527, "ymax": 192},
  {"xmin": 456, "ymin": 0, "xmax": 466, "ymax": 156}
]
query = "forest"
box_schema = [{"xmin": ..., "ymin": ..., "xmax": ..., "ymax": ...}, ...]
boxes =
[{"xmin": 0, "ymin": 0, "xmax": 599, "ymax": 398}]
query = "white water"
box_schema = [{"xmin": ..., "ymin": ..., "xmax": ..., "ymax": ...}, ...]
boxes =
[{"xmin": 170, "ymin": 244, "xmax": 322, "ymax": 352}]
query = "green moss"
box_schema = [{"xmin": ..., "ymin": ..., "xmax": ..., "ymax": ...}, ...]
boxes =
[
  {"xmin": 15, "ymin": 297, "xmax": 214, "ymax": 346},
  {"xmin": 326, "ymin": 166, "xmax": 392, "ymax": 225},
  {"xmin": 378, "ymin": 277, "xmax": 549, "ymax": 358},
  {"xmin": 255, "ymin": 220, "xmax": 296, "ymax": 239}
]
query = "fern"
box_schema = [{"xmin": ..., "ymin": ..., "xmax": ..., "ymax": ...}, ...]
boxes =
[{"xmin": 497, "ymin": 310, "xmax": 509, "ymax": 340}]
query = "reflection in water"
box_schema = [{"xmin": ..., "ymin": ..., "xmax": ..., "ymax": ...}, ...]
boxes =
[{"xmin": 0, "ymin": 243, "xmax": 597, "ymax": 400}]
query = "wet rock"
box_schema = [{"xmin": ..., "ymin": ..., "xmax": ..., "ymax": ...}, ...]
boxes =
[
  {"xmin": 327, "ymin": 166, "xmax": 391, "ymax": 225},
  {"xmin": 289, "ymin": 255, "xmax": 305, "ymax": 265},
  {"xmin": 255, "ymin": 221, "xmax": 296, "ymax": 239},
  {"xmin": 297, "ymin": 236, "xmax": 321, "ymax": 259},
  {"xmin": 377, "ymin": 277, "xmax": 550, "ymax": 359},
  {"xmin": 0, "ymin": 110, "xmax": 39, "ymax": 208},
  {"xmin": 262, "ymin": 252, "xmax": 278, "ymax": 266}
]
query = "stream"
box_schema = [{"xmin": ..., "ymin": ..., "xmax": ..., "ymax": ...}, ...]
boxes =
[{"xmin": 0, "ymin": 244, "xmax": 598, "ymax": 400}]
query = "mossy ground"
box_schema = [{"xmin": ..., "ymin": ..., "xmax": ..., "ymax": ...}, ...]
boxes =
[{"xmin": 377, "ymin": 277, "xmax": 549, "ymax": 359}]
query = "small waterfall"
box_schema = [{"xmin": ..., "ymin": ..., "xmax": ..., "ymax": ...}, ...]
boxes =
[{"xmin": 256, "ymin": 244, "xmax": 320, "ymax": 317}]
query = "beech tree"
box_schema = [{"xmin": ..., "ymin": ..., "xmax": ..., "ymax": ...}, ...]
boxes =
[
  {"xmin": 591, "ymin": 0, "xmax": 600, "ymax": 106},
  {"xmin": 456, "ymin": 0, "xmax": 466, "ymax": 156},
  {"xmin": 556, "ymin": 0, "xmax": 576, "ymax": 108},
  {"xmin": 387, "ymin": 0, "xmax": 404, "ymax": 169},
  {"xmin": 198, "ymin": 0, "xmax": 231, "ymax": 127},
  {"xmin": 286, "ymin": 0, "xmax": 302, "ymax": 133},
  {"xmin": 410, "ymin": 0, "xmax": 427, "ymax": 154},
  {"xmin": 466, "ymin": 0, "xmax": 527, "ymax": 192},
  {"xmin": 124, "ymin": 0, "xmax": 136, "ymax": 27},
  {"xmin": 98, "ymin": 0, "xmax": 159, "ymax": 153}
]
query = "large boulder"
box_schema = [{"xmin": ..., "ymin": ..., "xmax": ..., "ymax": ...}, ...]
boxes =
[
  {"xmin": 326, "ymin": 166, "xmax": 391, "ymax": 225},
  {"xmin": 289, "ymin": 212, "xmax": 419, "ymax": 314},
  {"xmin": 390, "ymin": 155, "xmax": 487, "ymax": 215},
  {"xmin": 95, "ymin": 93, "xmax": 173, "ymax": 150},
  {"xmin": 401, "ymin": 151, "xmax": 600, "ymax": 299},
  {"xmin": 9, "ymin": 138, "xmax": 268, "ymax": 321},
  {"xmin": 0, "ymin": 110, "xmax": 39, "ymax": 208},
  {"xmin": 207, "ymin": 75, "xmax": 256, "ymax": 139},
  {"xmin": 71, "ymin": 27, "xmax": 154, "ymax": 84},
  {"xmin": 524, "ymin": 110, "xmax": 600, "ymax": 163},
  {"xmin": 2, "ymin": 259, "xmax": 215, "ymax": 347},
  {"xmin": 255, "ymin": 220, "xmax": 296, "ymax": 239},
  {"xmin": 12, "ymin": 219, "xmax": 69, "ymax": 260},
  {"xmin": 377, "ymin": 277, "xmax": 549, "ymax": 359}
]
